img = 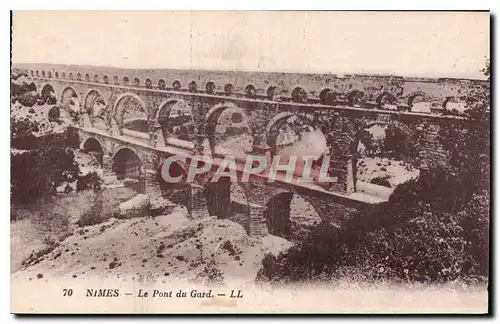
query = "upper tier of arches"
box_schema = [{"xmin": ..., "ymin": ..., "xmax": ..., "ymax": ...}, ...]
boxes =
[{"xmin": 27, "ymin": 68, "xmax": 480, "ymax": 114}]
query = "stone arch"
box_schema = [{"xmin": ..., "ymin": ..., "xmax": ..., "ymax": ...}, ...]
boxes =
[
  {"xmin": 94, "ymin": 74, "xmax": 100, "ymax": 83},
  {"xmin": 205, "ymin": 102, "xmax": 253, "ymax": 156},
  {"xmin": 30, "ymin": 70, "xmax": 34, "ymax": 77},
  {"xmin": 133, "ymin": 77, "xmax": 140, "ymax": 87},
  {"xmin": 77, "ymin": 72, "xmax": 82, "ymax": 81},
  {"xmin": 47, "ymin": 106, "xmax": 61, "ymax": 122},
  {"xmin": 188, "ymin": 81, "xmax": 198, "ymax": 93},
  {"xmin": 263, "ymin": 191, "xmax": 322, "ymax": 239},
  {"xmin": 145, "ymin": 78, "xmax": 153, "ymax": 89},
  {"xmin": 83, "ymin": 89, "xmax": 107, "ymax": 128},
  {"xmin": 244, "ymin": 84, "xmax": 257, "ymax": 98},
  {"xmin": 156, "ymin": 99, "xmax": 194, "ymax": 143},
  {"xmin": 353, "ymin": 119, "xmax": 419, "ymax": 152},
  {"xmin": 113, "ymin": 76, "xmax": 119, "ymax": 85},
  {"xmin": 352, "ymin": 119, "xmax": 421, "ymax": 192},
  {"xmin": 376, "ymin": 91, "xmax": 397, "ymax": 107},
  {"xmin": 442, "ymin": 96, "xmax": 467, "ymax": 114},
  {"xmin": 81, "ymin": 137, "xmax": 105, "ymax": 166},
  {"xmin": 442, "ymin": 96, "xmax": 465, "ymax": 108},
  {"xmin": 68, "ymin": 73, "xmax": 73, "ymax": 79},
  {"xmin": 113, "ymin": 92, "xmax": 148, "ymax": 132},
  {"xmin": 47, "ymin": 71, "xmax": 52, "ymax": 78},
  {"xmin": 442, "ymin": 96, "xmax": 453, "ymax": 108},
  {"xmin": 85, "ymin": 73, "xmax": 90, "ymax": 82},
  {"xmin": 319, "ymin": 87, "xmax": 331, "ymax": 102},
  {"xmin": 265, "ymin": 112, "xmax": 327, "ymax": 175},
  {"xmin": 42, "ymin": 71, "xmax": 46, "ymax": 78},
  {"xmin": 40, "ymin": 84, "xmax": 57, "ymax": 105},
  {"xmin": 36, "ymin": 70, "xmax": 40, "ymax": 77},
  {"xmin": 111, "ymin": 147, "xmax": 143, "ymax": 190},
  {"xmin": 205, "ymin": 81, "xmax": 216, "ymax": 94},
  {"xmin": 172, "ymin": 80, "xmax": 182, "ymax": 91},
  {"xmin": 54, "ymin": 71, "xmax": 59, "ymax": 78},
  {"xmin": 265, "ymin": 112, "xmax": 296, "ymax": 137},
  {"xmin": 291, "ymin": 86, "xmax": 308, "ymax": 103},
  {"xmin": 62, "ymin": 72, "xmax": 66, "ymax": 79},
  {"xmin": 224, "ymin": 83, "xmax": 234, "ymax": 96},
  {"xmin": 60, "ymin": 86, "xmax": 79, "ymax": 110},
  {"xmin": 103, "ymin": 75, "xmax": 109, "ymax": 84},
  {"xmin": 347, "ymin": 89, "xmax": 364, "ymax": 106},
  {"xmin": 319, "ymin": 88, "xmax": 338, "ymax": 105},
  {"xmin": 407, "ymin": 91, "xmax": 430, "ymax": 108},
  {"xmin": 158, "ymin": 79, "xmax": 166, "ymax": 90},
  {"xmin": 266, "ymin": 84, "xmax": 279, "ymax": 100},
  {"xmin": 265, "ymin": 111, "xmax": 315, "ymax": 147},
  {"xmin": 123, "ymin": 76, "xmax": 130, "ymax": 85}
]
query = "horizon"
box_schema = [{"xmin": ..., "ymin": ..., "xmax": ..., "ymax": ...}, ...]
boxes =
[
  {"xmin": 12, "ymin": 62, "xmax": 489, "ymax": 82},
  {"xmin": 12, "ymin": 11, "xmax": 490, "ymax": 80}
]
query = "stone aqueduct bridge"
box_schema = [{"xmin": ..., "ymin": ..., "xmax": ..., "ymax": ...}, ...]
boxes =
[{"xmin": 23, "ymin": 65, "xmax": 474, "ymax": 238}]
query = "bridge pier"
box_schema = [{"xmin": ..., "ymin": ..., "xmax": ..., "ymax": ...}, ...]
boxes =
[
  {"xmin": 144, "ymin": 169, "xmax": 163, "ymax": 197},
  {"xmin": 102, "ymin": 155, "xmax": 113, "ymax": 177},
  {"xmin": 248, "ymin": 203, "xmax": 268, "ymax": 237},
  {"xmin": 189, "ymin": 184, "xmax": 210, "ymax": 219}
]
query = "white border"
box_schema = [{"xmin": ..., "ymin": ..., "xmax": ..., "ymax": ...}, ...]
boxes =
[{"xmin": 2, "ymin": 2, "xmax": 498, "ymax": 323}]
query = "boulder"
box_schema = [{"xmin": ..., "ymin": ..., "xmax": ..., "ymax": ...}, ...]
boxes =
[{"xmin": 118, "ymin": 194, "xmax": 150, "ymax": 219}]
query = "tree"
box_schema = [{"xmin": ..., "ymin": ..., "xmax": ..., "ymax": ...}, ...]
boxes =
[
  {"xmin": 259, "ymin": 60, "xmax": 491, "ymax": 284},
  {"xmin": 357, "ymin": 129, "xmax": 376, "ymax": 156},
  {"xmin": 11, "ymin": 148, "xmax": 79, "ymax": 204}
]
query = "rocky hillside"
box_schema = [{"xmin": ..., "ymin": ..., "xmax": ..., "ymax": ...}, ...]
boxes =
[{"xmin": 13, "ymin": 205, "xmax": 293, "ymax": 285}]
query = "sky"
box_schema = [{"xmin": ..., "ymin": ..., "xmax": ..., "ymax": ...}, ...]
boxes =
[{"xmin": 12, "ymin": 11, "xmax": 490, "ymax": 79}]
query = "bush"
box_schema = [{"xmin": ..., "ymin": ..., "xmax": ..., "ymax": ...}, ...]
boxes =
[
  {"xmin": 370, "ymin": 176, "xmax": 391, "ymax": 188},
  {"xmin": 349, "ymin": 203, "xmax": 472, "ymax": 283},
  {"xmin": 195, "ymin": 260, "xmax": 225, "ymax": 285},
  {"xmin": 11, "ymin": 148, "xmax": 79, "ymax": 204},
  {"xmin": 257, "ymin": 224, "xmax": 347, "ymax": 283},
  {"xmin": 77, "ymin": 172, "xmax": 103, "ymax": 191},
  {"xmin": 11, "ymin": 117, "xmax": 39, "ymax": 149},
  {"xmin": 259, "ymin": 169, "xmax": 489, "ymax": 284},
  {"xmin": 221, "ymin": 240, "xmax": 240, "ymax": 256},
  {"xmin": 75, "ymin": 187, "xmax": 137, "ymax": 227},
  {"xmin": 48, "ymin": 106, "xmax": 61, "ymax": 122},
  {"xmin": 382, "ymin": 125, "xmax": 419, "ymax": 160}
]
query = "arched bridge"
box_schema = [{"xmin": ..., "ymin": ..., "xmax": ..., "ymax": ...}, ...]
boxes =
[{"xmin": 19, "ymin": 66, "xmax": 469, "ymax": 238}]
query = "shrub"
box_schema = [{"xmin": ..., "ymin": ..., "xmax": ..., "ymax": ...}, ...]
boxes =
[
  {"xmin": 195, "ymin": 260, "xmax": 225, "ymax": 285},
  {"xmin": 11, "ymin": 148, "xmax": 79, "ymax": 204},
  {"xmin": 259, "ymin": 169, "xmax": 489, "ymax": 284},
  {"xmin": 11, "ymin": 117, "xmax": 39, "ymax": 149},
  {"xmin": 370, "ymin": 176, "xmax": 391, "ymax": 188},
  {"xmin": 77, "ymin": 172, "xmax": 103, "ymax": 191},
  {"xmin": 257, "ymin": 224, "xmax": 347, "ymax": 283},
  {"xmin": 74, "ymin": 187, "xmax": 136, "ymax": 227},
  {"xmin": 48, "ymin": 106, "xmax": 61, "ymax": 122},
  {"xmin": 76, "ymin": 193, "xmax": 104, "ymax": 227},
  {"xmin": 221, "ymin": 240, "xmax": 240, "ymax": 256}
]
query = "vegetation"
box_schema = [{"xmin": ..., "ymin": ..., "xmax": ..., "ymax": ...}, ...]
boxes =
[
  {"xmin": 11, "ymin": 147, "xmax": 79, "ymax": 204},
  {"xmin": 76, "ymin": 172, "xmax": 103, "ymax": 191},
  {"xmin": 10, "ymin": 86, "xmax": 99, "ymax": 206},
  {"xmin": 370, "ymin": 176, "xmax": 392, "ymax": 188},
  {"xmin": 258, "ymin": 61, "xmax": 490, "ymax": 285}
]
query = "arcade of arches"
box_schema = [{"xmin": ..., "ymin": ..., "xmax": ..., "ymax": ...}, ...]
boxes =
[{"xmin": 30, "ymin": 74, "xmax": 457, "ymax": 238}]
